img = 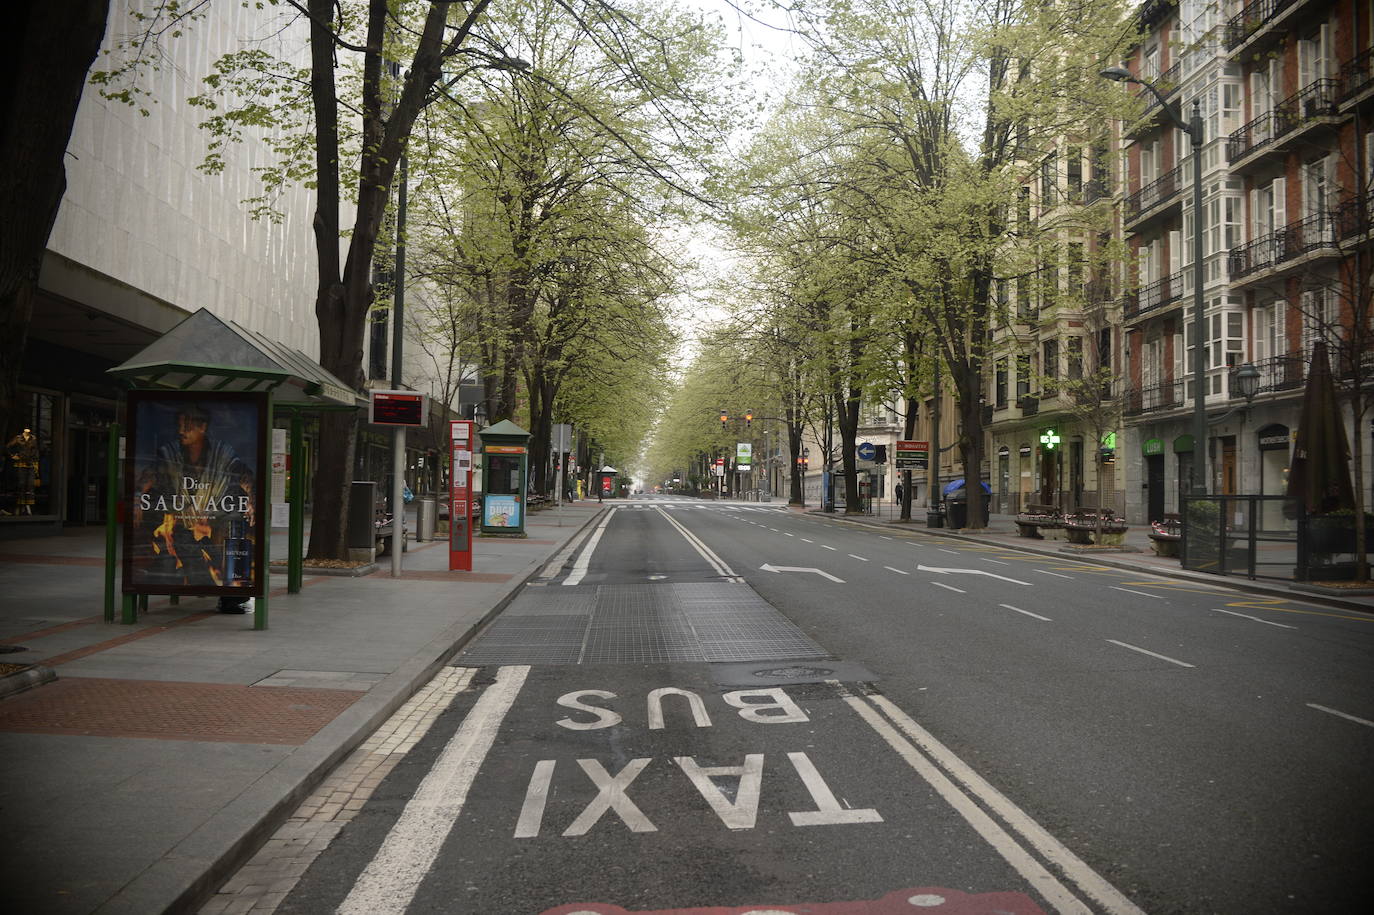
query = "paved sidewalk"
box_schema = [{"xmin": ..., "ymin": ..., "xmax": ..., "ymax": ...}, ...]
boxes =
[
  {"xmin": 802, "ymin": 504, "xmax": 1374, "ymax": 613},
  {"xmin": 0, "ymin": 500, "xmax": 605, "ymax": 915}
]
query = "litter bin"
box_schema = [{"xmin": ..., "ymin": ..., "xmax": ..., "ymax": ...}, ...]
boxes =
[
  {"xmin": 926, "ymin": 509, "xmax": 944, "ymax": 528},
  {"xmin": 347, "ymin": 481, "xmax": 377, "ymax": 549},
  {"xmin": 416, "ymin": 499, "xmax": 436, "ymax": 542},
  {"xmin": 945, "ymin": 497, "xmax": 966, "ymax": 529}
]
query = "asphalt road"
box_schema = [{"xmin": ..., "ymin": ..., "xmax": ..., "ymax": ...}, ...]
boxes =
[{"xmin": 279, "ymin": 495, "xmax": 1374, "ymax": 914}]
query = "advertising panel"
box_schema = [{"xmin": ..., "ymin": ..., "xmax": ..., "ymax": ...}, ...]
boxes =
[
  {"xmin": 450, "ymin": 420, "xmax": 474, "ymax": 571},
  {"xmin": 483, "ymin": 493, "xmax": 522, "ymax": 529},
  {"xmin": 124, "ymin": 391, "xmax": 268, "ymax": 596},
  {"xmin": 369, "ymin": 390, "xmax": 428, "ymax": 427},
  {"xmin": 736, "ymin": 442, "xmax": 752, "ymax": 470}
]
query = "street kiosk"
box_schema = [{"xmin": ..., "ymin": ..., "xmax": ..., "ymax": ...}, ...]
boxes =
[{"xmin": 478, "ymin": 419, "xmax": 531, "ymax": 538}]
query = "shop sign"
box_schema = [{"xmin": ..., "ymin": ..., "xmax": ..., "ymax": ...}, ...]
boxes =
[
  {"xmin": 1142, "ymin": 437, "xmax": 1163, "ymax": 456},
  {"xmin": 1257, "ymin": 424, "xmax": 1290, "ymax": 450}
]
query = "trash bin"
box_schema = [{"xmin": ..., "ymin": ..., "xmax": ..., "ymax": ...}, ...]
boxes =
[
  {"xmin": 946, "ymin": 498, "xmax": 967, "ymax": 529},
  {"xmin": 926, "ymin": 509, "xmax": 944, "ymax": 528},
  {"xmin": 347, "ymin": 481, "xmax": 377, "ymax": 549},
  {"xmin": 416, "ymin": 499, "xmax": 436, "ymax": 542}
]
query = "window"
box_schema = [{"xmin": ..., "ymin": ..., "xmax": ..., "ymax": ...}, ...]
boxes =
[
  {"xmin": 1298, "ymin": 25, "xmax": 1331, "ymax": 87},
  {"xmin": 1068, "ymin": 336, "xmax": 1084, "ymax": 380},
  {"xmin": 1255, "ymin": 300, "xmax": 1287, "ymax": 361},
  {"xmin": 1041, "ymin": 154, "xmax": 1057, "ymax": 207},
  {"xmin": 1067, "ymin": 243, "xmax": 1084, "ymax": 299},
  {"xmin": 1043, "ymin": 338, "xmax": 1059, "ymax": 394},
  {"xmin": 1017, "ymin": 185, "xmax": 1032, "ymax": 229},
  {"xmin": 1016, "ymin": 354, "xmax": 1032, "ymax": 399},
  {"xmin": 996, "ymin": 359, "xmax": 1009, "ymax": 409},
  {"xmin": 1099, "ymin": 328, "xmax": 1113, "ymax": 398},
  {"xmin": 1142, "ymin": 42, "xmax": 1159, "ymax": 81},
  {"xmin": 1017, "ymin": 274, "xmax": 1033, "ymax": 320},
  {"xmin": 1143, "ymin": 337, "xmax": 1162, "ymax": 390},
  {"xmin": 1302, "ymin": 287, "xmax": 1340, "ymax": 355},
  {"xmin": 1207, "ymin": 193, "xmax": 1242, "ymax": 258},
  {"xmin": 1067, "ymin": 148, "xmax": 1083, "ymax": 202}
]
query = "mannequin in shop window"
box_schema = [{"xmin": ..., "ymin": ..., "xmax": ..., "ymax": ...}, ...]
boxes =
[{"xmin": 7, "ymin": 428, "xmax": 39, "ymax": 514}]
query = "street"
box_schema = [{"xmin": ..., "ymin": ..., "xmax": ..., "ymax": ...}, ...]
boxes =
[{"xmin": 271, "ymin": 496, "xmax": 1374, "ymax": 914}]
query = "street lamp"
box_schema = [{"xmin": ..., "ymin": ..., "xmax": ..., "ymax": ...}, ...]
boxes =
[
  {"xmin": 1101, "ymin": 65, "xmax": 1208, "ymax": 495},
  {"xmin": 1232, "ymin": 362, "xmax": 1261, "ymax": 403}
]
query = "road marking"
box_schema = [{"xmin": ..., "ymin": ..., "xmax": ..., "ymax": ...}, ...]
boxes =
[
  {"xmin": 564, "ymin": 508, "xmax": 617, "ymax": 586},
  {"xmin": 821, "ymin": 544, "xmax": 837, "ymax": 551},
  {"xmin": 939, "ymin": 548, "xmax": 961, "ymax": 554},
  {"xmin": 1034, "ymin": 569, "xmax": 1073, "ymax": 579},
  {"xmin": 880, "ymin": 535, "xmax": 893, "ymax": 540},
  {"xmin": 1307, "ymin": 703, "xmax": 1374, "ymax": 728},
  {"xmin": 843, "ymin": 686, "xmax": 1145, "ymax": 915},
  {"xmin": 339, "ymin": 665, "xmax": 529, "ymax": 915},
  {"xmin": 759, "ymin": 563, "xmax": 845, "ymax": 583},
  {"xmin": 801, "ymin": 538, "xmax": 814, "ymax": 543},
  {"xmin": 848, "ymin": 554, "xmax": 870, "ymax": 562},
  {"xmin": 917, "ymin": 564, "xmax": 1033, "ymax": 585},
  {"xmin": 884, "ymin": 566, "xmax": 909, "ymax": 575},
  {"xmin": 656, "ymin": 508, "xmax": 738, "ymax": 579},
  {"xmin": 999, "ymin": 604, "xmax": 1051, "ymax": 621},
  {"xmin": 931, "ymin": 582, "xmax": 966, "ymax": 593},
  {"xmin": 786, "ymin": 751, "xmax": 883, "ymax": 825},
  {"xmin": 1106, "ymin": 640, "xmax": 1195, "ymax": 668},
  {"xmin": 1110, "ymin": 586, "xmax": 1164, "ymax": 599},
  {"xmin": 784, "ymin": 532, "xmax": 795, "ymax": 537},
  {"xmin": 981, "ymin": 558, "xmax": 1011, "ymax": 565},
  {"xmin": 769, "ymin": 527, "xmax": 780, "ymax": 532},
  {"xmin": 1210, "ymin": 607, "xmax": 1297, "ymax": 629},
  {"xmin": 564, "ymin": 758, "xmax": 657, "ymax": 836}
]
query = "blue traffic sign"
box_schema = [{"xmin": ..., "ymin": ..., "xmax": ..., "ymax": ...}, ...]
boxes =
[{"xmin": 856, "ymin": 441, "xmax": 876, "ymax": 461}]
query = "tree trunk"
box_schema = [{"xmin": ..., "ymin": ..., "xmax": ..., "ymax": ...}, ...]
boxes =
[
  {"xmin": 1, "ymin": 0, "xmax": 110, "ymax": 437},
  {"xmin": 834, "ymin": 385, "xmax": 862, "ymax": 512}
]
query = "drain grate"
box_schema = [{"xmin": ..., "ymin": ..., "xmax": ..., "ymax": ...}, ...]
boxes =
[{"xmin": 455, "ymin": 581, "xmax": 826, "ymax": 665}]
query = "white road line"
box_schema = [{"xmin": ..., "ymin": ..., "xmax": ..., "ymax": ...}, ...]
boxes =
[
  {"xmin": 339, "ymin": 666, "xmax": 529, "ymax": 915},
  {"xmin": 1210, "ymin": 607, "xmax": 1297, "ymax": 629},
  {"xmin": 769, "ymin": 527, "xmax": 780, "ymax": 532},
  {"xmin": 563, "ymin": 509, "xmax": 616, "ymax": 586},
  {"xmin": 931, "ymin": 581, "xmax": 966, "ymax": 593},
  {"xmin": 939, "ymin": 548, "xmax": 961, "ymax": 555},
  {"xmin": 821, "ymin": 545, "xmax": 837, "ymax": 551},
  {"xmin": 1110, "ymin": 586, "xmax": 1164, "ymax": 599},
  {"xmin": 884, "ymin": 566, "xmax": 909, "ymax": 575},
  {"xmin": 656, "ymin": 508, "xmax": 737, "ymax": 579},
  {"xmin": 1106, "ymin": 640, "xmax": 1195, "ymax": 668},
  {"xmin": 1307, "ymin": 703, "xmax": 1374, "ymax": 728},
  {"xmin": 880, "ymin": 535, "xmax": 893, "ymax": 540},
  {"xmin": 999, "ymin": 604, "xmax": 1052, "ymax": 621},
  {"xmin": 784, "ymin": 532, "xmax": 795, "ymax": 537},
  {"xmin": 1034, "ymin": 569, "xmax": 1074, "ymax": 579},
  {"xmin": 982, "ymin": 558, "xmax": 1011, "ymax": 566},
  {"xmin": 845, "ymin": 688, "xmax": 1145, "ymax": 915},
  {"xmin": 801, "ymin": 538, "xmax": 814, "ymax": 543},
  {"xmin": 848, "ymin": 554, "xmax": 870, "ymax": 562}
]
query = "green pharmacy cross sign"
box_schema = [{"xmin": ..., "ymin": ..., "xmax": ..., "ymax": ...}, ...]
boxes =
[{"xmin": 1039, "ymin": 429, "xmax": 1061, "ymax": 450}]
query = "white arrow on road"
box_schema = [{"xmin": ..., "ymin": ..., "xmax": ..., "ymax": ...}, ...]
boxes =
[
  {"xmin": 759, "ymin": 563, "xmax": 845, "ymax": 583},
  {"xmin": 915, "ymin": 564, "xmax": 1032, "ymax": 585}
]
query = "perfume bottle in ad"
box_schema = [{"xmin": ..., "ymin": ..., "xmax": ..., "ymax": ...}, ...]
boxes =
[{"xmin": 223, "ymin": 518, "xmax": 252, "ymax": 586}]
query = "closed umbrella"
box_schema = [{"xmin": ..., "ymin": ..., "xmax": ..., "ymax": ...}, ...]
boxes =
[{"xmin": 1285, "ymin": 340, "xmax": 1354, "ymax": 517}]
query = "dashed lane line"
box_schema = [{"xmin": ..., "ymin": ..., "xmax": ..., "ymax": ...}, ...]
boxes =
[
  {"xmin": 938, "ymin": 549, "xmax": 961, "ymax": 555},
  {"xmin": 931, "ymin": 582, "xmax": 966, "ymax": 594},
  {"xmin": 1307, "ymin": 703, "xmax": 1374, "ymax": 728},
  {"xmin": 1210, "ymin": 607, "xmax": 1297, "ymax": 629},
  {"xmin": 821, "ymin": 545, "xmax": 837, "ymax": 551},
  {"xmin": 1034, "ymin": 569, "xmax": 1074, "ymax": 579},
  {"xmin": 1106, "ymin": 640, "xmax": 1194, "ymax": 668},
  {"xmin": 885, "ymin": 566, "xmax": 909, "ymax": 575},
  {"xmin": 981, "ymin": 558, "xmax": 1011, "ymax": 566},
  {"xmin": 849, "ymin": 554, "xmax": 870, "ymax": 562},
  {"xmin": 999, "ymin": 604, "xmax": 1052, "ymax": 622},
  {"xmin": 1110, "ymin": 586, "xmax": 1165, "ymax": 599}
]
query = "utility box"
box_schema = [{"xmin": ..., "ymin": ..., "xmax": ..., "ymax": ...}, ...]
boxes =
[
  {"xmin": 416, "ymin": 499, "xmax": 436, "ymax": 542},
  {"xmin": 347, "ymin": 481, "xmax": 377, "ymax": 560},
  {"xmin": 479, "ymin": 420, "xmax": 531, "ymax": 537}
]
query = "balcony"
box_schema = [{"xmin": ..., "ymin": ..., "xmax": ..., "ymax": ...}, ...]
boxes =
[
  {"xmin": 1340, "ymin": 45, "xmax": 1374, "ymax": 109},
  {"xmin": 1227, "ymin": 79, "xmax": 1341, "ymax": 171},
  {"xmin": 1123, "ymin": 270, "xmax": 1185, "ymax": 324},
  {"xmin": 1239, "ymin": 354, "xmax": 1306, "ymax": 396},
  {"xmin": 1225, "ymin": 0, "xmax": 1306, "ymax": 55},
  {"xmin": 1124, "ymin": 379, "xmax": 1184, "ymax": 417},
  {"xmin": 1228, "ymin": 211, "xmax": 1339, "ymax": 286},
  {"xmin": 1124, "ymin": 162, "xmax": 1183, "ymax": 227},
  {"xmin": 1018, "ymin": 395, "xmax": 1039, "ymax": 417},
  {"xmin": 1336, "ymin": 188, "xmax": 1374, "ymax": 241},
  {"xmin": 1134, "ymin": 61, "xmax": 1180, "ymax": 120}
]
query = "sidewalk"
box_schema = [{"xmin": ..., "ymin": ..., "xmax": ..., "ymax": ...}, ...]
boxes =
[
  {"xmin": 0, "ymin": 500, "xmax": 606, "ymax": 915},
  {"xmin": 804, "ymin": 504, "xmax": 1374, "ymax": 613}
]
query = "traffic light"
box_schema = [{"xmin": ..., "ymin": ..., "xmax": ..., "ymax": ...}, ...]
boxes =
[
  {"xmin": 797, "ymin": 456, "xmax": 809, "ymax": 468},
  {"xmin": 874, "ymin": 444, "xmax": 887, "ymax": 464},
  {"xmin": 745, "ymin": 412, "xmax": 753, "ymax": 428},
  {"xmin": 720, "ymin": 410, "xmax": 728, "ymax": 430}
]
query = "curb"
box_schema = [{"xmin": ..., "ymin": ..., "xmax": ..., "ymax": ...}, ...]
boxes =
[
  {"xmin": 810, "ymin": 511, "xmax": 1374, "ymax": 615},
  {"xmin": 0, "ymin": 663, "xmax": 57, "ymax": 700},
  {"xmin": 150, "ymin": 505, "xmax": 611, "ymax": 915}
]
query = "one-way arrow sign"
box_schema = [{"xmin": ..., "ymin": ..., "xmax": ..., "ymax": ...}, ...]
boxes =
[
  {"xmin": 915, "ymin": 564, "xmax": 1032, "ymax": 585},
  {"xmin": 760, "ymin": 564, "xmax": 845, "ymax": 583}
]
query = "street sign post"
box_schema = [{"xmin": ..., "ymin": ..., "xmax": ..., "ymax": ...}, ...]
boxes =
[
  {"xmin": 895, "ymin": 440, "xmax": 929, "ymax": 471},
  {"xmin": 856, "ymin": 441, "xmax": 876, "ymax": 461}
]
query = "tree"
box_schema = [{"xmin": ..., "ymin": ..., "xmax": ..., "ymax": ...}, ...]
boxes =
[{"xmin": 1, "ymin": 1, "xmax": 111, "ymax": 440}]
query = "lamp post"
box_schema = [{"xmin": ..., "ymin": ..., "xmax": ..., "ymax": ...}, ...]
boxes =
[{"xmin": 1101, "ymin": 66, "xmax": 1208, "ymax": 495}]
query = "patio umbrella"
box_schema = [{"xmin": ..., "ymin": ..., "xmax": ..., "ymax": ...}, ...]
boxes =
[{"xmin": 1285, "ymin": 340, "xmax": 1355, "ymax": 517}]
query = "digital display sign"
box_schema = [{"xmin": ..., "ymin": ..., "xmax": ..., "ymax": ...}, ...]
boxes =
[{"xmin": 369, "ymin": 390, "xmax": 428, "ymax": 427}]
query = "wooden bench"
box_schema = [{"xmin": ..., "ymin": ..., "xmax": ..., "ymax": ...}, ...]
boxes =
[
  {"xmin": 1064, "ymin": 509, "xmax": 1129, "ymax": 546},
  {"xmin": 1149, "ymin": 513, "xmax": 1183, "ymax": 557}
]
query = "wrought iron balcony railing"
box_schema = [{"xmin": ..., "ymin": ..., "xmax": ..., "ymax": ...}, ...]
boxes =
[
  {"xmin": 1340, "ymin": 45, "xmax": 1374, "ymax": 102},
  {"xmin": 1228, "ymin": 211, "xmax": 1338, "ymax": 281},
  {"xmin": 1124, "ymin": 379, "xmax": 1185, "ymax": 416},
  {"xmin": 1124, "ymin": 162, "xmax": 1182, "ymax": 222},
  {"xmin": 1225, "ymin": 0, "xmax": 1300, "ymax": 50},
  {"xmin": 1227, "ymin": 78, "xmax": 1340, "ymax": 164},
  {"xmin": 1123, "ymin": 270, "xmax": 1185, "ymax": 321}
]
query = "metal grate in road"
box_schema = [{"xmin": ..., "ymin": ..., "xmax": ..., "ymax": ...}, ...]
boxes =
[{"xmin": 455, "ymin": 582, "xmax": 826, "ymax": 665}]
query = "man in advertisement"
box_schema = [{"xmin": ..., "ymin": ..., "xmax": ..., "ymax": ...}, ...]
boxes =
[{"xmin": 128, "ymin": 394, "xmax": 262, "ymax": 610}]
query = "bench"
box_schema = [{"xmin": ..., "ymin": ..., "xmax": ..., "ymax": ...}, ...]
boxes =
[
  {"xmin": 1014, "ymin": 504, "xmax": 1061, "ymax": 539},
  {"xmin": 1149, "ymin": 513, "xmax": 1183, "ymax": 557},
  {"xmin": 1064, "ymin": 509, "xmax": 1129, "ymax": 546}
]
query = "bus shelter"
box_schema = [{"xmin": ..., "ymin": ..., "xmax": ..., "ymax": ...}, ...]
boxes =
[{"xmin": 107, "ymin": 308, "xmax": 364, "ymax": 629}]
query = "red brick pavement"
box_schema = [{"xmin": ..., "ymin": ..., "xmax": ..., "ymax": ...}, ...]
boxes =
[{"xmin": 0, "ymin": 677, "xmax": 361, "ymax": 744}]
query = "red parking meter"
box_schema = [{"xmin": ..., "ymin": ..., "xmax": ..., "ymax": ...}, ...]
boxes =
[{"xmin": 449, "ymin": 421, "xmax": 475, "ymax": 571}]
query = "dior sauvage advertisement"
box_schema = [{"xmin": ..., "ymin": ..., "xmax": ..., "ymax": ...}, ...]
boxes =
[{"xmin": 124, "ymin": 391, "xmax": 268, "ymax": 596}]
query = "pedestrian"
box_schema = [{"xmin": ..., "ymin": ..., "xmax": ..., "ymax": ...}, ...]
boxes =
[{"xmin": 895, "ymin": 481, "xmax": 904, "ymax": 504}]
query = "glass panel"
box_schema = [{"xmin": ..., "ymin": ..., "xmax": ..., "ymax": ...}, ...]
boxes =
[{"xmin": 5, "ymin": 390, "xmax": 59, "ymax": 517}]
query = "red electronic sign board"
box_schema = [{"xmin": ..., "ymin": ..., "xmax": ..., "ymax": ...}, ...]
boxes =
[{"xmin": 370, "ymin": 390, "xmax": 428, "ymax": 427}]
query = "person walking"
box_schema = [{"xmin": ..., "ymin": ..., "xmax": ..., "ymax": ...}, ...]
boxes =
[{"xmin": 895, "ymin": 481, "xmax": 904, "ymax": 505}]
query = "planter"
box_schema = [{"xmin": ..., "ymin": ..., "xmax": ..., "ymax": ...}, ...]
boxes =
[{"xmin": 1307, "ymin": 517, "xmax": 1374, "ymax": 556}]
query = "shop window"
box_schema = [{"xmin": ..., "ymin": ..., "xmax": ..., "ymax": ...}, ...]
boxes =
[{"xmin": 5, "ymin": 390, "xmax": 59, "ymax": 517}]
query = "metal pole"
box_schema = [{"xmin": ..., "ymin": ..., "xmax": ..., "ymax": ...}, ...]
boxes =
[
  {"xmin": 104, "ymin": 422, "xmax": 120, "ymax": 622},
  {"xmin": 288, "ymin": 412, "xmax": 305, "ymax": 593},
  {"xmin": 391, "ymin": 151, "xmax": 408, "ymax": 576},
  {"xmin": 1189, "ymin": 101, "xmax": 1208, "ymax": 496},
  {"xmin": 931, "ymin": 358, "xmax": 941, "ymax": 510}
]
